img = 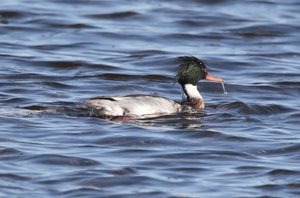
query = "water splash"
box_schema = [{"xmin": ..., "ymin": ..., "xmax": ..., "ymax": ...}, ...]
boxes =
[{"xmin": 221, "ymin": 82, "xmax": 228, "ymax": 94}]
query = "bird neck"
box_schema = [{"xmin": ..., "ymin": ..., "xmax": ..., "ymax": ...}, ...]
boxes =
[{"xmin": 181, "ymin": 84, "xmax": 205, "ymax": 109}]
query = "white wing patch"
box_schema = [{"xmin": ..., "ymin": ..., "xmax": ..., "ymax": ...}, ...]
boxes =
[{"xmin": 86, "ymin": 95, "xmax": 181, "ymax": 118}]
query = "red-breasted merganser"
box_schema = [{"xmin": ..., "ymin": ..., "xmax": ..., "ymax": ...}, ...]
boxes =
[{"xmin": 86, "ymin": 56, "xmax": 224, "ymax": 119}]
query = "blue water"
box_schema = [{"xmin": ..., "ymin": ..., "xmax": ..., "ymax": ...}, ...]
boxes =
[{"xmin": 0, "ymin": 0, "xmax": 300, "ymax": 197}]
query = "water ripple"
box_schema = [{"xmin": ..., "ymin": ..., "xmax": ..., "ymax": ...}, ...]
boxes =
[
  {"xmin": 86, "ymin": 11, "xmax": 139, "ymax": 19},
  {"xmin": 0, "ymin": 0, "xmax": 299, "ymax": 197},
  {"xmin": 26, "ymin": 154, "xmax": 99, "ymax": 167}
]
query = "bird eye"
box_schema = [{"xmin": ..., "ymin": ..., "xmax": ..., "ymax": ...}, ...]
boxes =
[{"xmin": 203, "ymin": 68, "xmax": 208, "ymax": 73}]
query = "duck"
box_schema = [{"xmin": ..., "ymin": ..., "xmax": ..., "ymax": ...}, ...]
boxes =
[{"xmin": 86, "ymin": 56, "xmax": 224, "ymax": 119}]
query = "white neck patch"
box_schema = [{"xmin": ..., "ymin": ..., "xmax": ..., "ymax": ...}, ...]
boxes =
[{"xmin": 182, "ymin": 84, "xmax": 203, "ymax": 101}]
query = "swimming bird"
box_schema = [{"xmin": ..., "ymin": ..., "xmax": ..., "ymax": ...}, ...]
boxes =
[{"xmin": 86, "ymin": 56, "xmax": 224, "ymax": 119}]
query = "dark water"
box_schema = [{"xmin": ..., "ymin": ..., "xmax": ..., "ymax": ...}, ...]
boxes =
[{"xmin": 1, "ymin": 0, "xmax": 300, "ymax": 197}]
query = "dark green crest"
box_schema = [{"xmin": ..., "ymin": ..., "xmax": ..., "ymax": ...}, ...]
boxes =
[{"xmin": 175, "ymin": 56, "xmax": 208, "ymax": 85}]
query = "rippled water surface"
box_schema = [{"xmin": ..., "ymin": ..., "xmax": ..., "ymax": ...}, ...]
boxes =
[{"xmin": 1, "ymin": 0, "xmax": 300, "ymax": 197}]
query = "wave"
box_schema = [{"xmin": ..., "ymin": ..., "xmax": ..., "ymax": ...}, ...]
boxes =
[{"xmin": 217, "ymin": 101, "xmax": 294, "ymax": 115}]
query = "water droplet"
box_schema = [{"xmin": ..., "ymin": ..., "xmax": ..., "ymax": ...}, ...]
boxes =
[{"xmin": 221, "ymin": 82, "xmax": 228, "ymax": 94}]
